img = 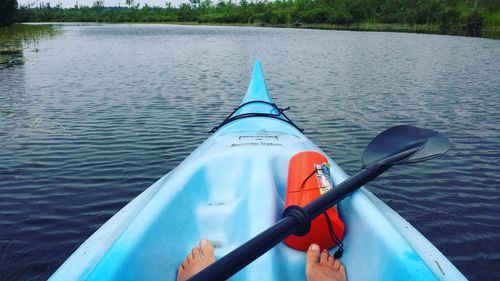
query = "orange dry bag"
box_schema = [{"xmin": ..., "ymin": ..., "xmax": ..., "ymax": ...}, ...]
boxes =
[{"xmin": 284, "ymin": 151, "xmax": 345, "ymax": 252}]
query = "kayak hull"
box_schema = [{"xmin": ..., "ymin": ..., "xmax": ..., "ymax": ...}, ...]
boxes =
[{"xmin": 50, "ymin": 61, "xmax": 466, "ymax": 281}]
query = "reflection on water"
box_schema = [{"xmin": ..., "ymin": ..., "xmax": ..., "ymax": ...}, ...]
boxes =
[{"xmin": 0, "ymin": 24, "xmax": 60, "ymax": 69}]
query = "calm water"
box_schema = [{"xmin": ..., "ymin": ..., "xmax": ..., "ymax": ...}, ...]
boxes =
[{"xmin": 0, "ymin": 24, "xmax": 499, "ymax": 280}]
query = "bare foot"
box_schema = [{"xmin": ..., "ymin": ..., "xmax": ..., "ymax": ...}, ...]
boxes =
[
  {"xmin": 306, "ymin": 244, "xmax": 347, "ymax": 281},
  {"xmin": 177, "ymin": 239, "xmax": 215, "ymax": 281}
]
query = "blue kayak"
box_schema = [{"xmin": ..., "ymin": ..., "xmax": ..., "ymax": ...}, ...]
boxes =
[{"xmin": 50, "ymin": 61, "xmax": 467, "ymax": 281}]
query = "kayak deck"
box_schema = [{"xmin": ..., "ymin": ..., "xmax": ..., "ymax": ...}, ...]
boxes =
[{"xmin": 49, "ymin": 61, "xmax": 466, "ymax": 281}]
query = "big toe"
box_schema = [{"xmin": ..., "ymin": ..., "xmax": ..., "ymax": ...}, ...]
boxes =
[
  {"xmin": 306, "ymin": 244, "xmax": 320, "ymax": 270},
  {"xmin": 199, "ymin": 239, "xmax": 214, "ymax": 261}
]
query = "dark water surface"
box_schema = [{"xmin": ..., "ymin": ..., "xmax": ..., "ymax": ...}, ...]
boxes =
[{"xmin": 0, "ymin": 24, "xmax": 499, "ymax": 280}]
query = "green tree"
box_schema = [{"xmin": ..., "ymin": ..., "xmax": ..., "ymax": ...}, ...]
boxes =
[
  {"xmin": 200, "ymin": 0, "xmax": 213, "ymax": 11},
  {"xmin": 0, "ymin": 0, "xmax": 18, "ymax": 26},
  {"xmin": 178, "ymin": 3, "xmax": 195, "ymax": 21}
]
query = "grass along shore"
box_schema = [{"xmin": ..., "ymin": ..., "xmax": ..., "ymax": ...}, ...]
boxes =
[{"xmin": 0, "ymin": 24, "xmax": 59, "ymax": 68}]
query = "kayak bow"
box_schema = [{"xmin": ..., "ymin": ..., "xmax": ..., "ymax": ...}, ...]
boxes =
[{"xmin": 50, "ymin": 61, "xmax": 467, "ymax": 281}]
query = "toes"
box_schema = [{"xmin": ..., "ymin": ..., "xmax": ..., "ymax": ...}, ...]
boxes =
[
  {"xmin": 187, "ymin": 248, "xmax": 196, "ymax": 263},
  {"xmin": 182, "ymin": 259, "xmax": 188, "ymax": 268},
  {"xmin": 192, "ymin": 247, "xmax": 202, "ymax": 259},
  {"xmin": 339, "ymin": 263, "xmax": 346, "ymax": 276},
  {"xmin": 176, "ymin": 265, "xmax": 184, "ymax": 281},
  {"xmin": 320, "ymin": 249, "xmax": 329, "ymax": 264},
  {"xmin": 334, "ymin": 258, "xmax": 341, "ymax": 270},
  {"xmin": 327, "ymin": 254, "xmax": 335, "ymax": 266},
  {"xmin": 306, "ymin": 244, "xmax": 320, "ymax": 273},
  {"xmin": 199, "ymin": 239, "xmax": 214, "ymax": 260}
]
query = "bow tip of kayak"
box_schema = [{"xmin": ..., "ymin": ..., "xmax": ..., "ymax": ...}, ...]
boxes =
[{"xmin": 242, "ymin": 60, "xmax": 273, "ymax": 104}]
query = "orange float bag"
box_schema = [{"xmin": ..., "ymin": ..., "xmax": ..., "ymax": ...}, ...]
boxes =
[{"xmin": 284, "ymin": 151, "xmax": 345, "ymax": 252}]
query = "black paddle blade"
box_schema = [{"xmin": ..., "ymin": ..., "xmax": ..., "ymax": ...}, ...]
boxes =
[{"xmin": 362, "ymin": 125, "xmax": 450, "ymax": 168}]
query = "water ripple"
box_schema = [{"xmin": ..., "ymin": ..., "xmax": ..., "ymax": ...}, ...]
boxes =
[{"xmin": 0, "ymin": 24, "xmax": 499, "ymax": 281}]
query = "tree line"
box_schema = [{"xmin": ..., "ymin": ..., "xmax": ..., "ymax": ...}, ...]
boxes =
[{"xmin": 6, "ymin": 0, "xmax": 500, "ymax": 35}]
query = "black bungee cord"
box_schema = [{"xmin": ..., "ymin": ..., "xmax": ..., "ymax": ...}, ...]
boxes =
[{"xmin": 209, "ymin": 100, "xmax": 303, "ymax": 133}]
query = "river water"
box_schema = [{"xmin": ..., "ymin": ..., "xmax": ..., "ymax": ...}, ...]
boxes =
[{"xmin": 0, "ymin": 24, "xmax": 499, "ymax": 280}]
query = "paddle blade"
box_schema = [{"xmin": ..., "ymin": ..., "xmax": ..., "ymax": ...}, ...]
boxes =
[{"xmin": 362, "ymin": 125, "xmax": 450, "ymax": 168}]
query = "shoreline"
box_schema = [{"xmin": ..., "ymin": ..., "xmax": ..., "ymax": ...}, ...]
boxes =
[{"xmin": 19, "ymin": 21, "xmax": 499, "ymax": 39}]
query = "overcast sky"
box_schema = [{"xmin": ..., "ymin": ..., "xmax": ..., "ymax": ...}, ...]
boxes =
[{"xmin": 18, "ymin": 0, "xmax": 189, "ymax": 8}]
